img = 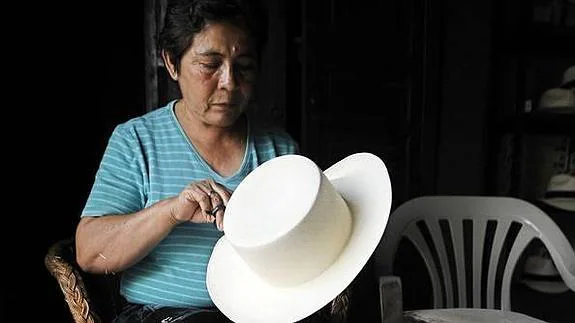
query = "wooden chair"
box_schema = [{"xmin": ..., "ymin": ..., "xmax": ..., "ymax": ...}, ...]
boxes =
[
  {"xmin": 45, "ymin": 237, "xmax": 354, "ymax": 323},
  {"xmin": 44, "ymin": 238, "xmax": 125, "ymax": 323}
]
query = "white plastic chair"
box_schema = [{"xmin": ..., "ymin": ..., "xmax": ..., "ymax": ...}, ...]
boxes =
[{"xmin": 375, "ymin": 196, "xmax": 575, "ymax": 313}]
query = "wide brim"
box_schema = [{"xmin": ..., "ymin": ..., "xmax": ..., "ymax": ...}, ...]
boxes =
[
  {"xmin": 207, "ymin": 153, "xmax": 392, "ymax": 322},
  {"xmin": 521, "ymin": 278, "xmax": 570, "ymax": 294},
  {"xmin": 540, "ymin": 198, "xmax": 575, "ymax": 212}
]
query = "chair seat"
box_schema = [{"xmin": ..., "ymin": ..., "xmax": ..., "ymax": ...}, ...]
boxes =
[{"xmin": 403, "ymin": 308, "xmax": 548, "ymax": 323}]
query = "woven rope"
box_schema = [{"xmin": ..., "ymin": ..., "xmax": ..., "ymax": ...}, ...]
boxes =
[
  {"xmin": 330, "ymin": 286, "xmax": 350, "ymax": 323},
  {"xmin": 44, "ymin": 238, "xmax": 100, "ymax": 323}
]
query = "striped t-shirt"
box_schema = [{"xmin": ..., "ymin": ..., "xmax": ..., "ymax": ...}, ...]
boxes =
[{"xmin": 81, "ymin": 100, "xmax": 299, "ymax": 308}]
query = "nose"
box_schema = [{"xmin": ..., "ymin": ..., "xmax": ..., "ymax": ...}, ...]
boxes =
[{"xmin": 218, "ymin": 63, "xmax": 237, "ymax": 91}]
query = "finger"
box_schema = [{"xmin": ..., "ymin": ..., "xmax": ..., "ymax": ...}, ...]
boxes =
[
  {"xmin": 207, "ymin": 179, "xmax": 232, "ymax": 206},
  {"xmin": 197, "ymin": 180, "xmax": 225, "ymax": 208},
  {"xmin": 187, "ymin": 184, "xmax": 214, "ymax": 223},
  {"xmin": 214, "ymin": 204, "xmax": 225, "ymax": 231},
  {"xmin": 208, "ymin": 188, "xmax": 223, "ymax": 208},
  {"xmin": 195, "ymin": 180, "xmax": 216, "ymax": 201},
  {"xmin": 196, "ymin": 180, "xmax": 222, "ymax": 225},
  {"xmin": 207, "ymin": 189, "xmax": 225, "ymax": 230}
]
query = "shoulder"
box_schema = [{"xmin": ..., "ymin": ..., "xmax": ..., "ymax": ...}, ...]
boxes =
[
  {"xmin": 112, "ymin": 102, "xmax": 175, "ymax": 140},
  {"xmin": 250, "ymin": 119, "xmax": 299, "ymax": 155},
  {"xmin": 253, "ymin": 124, "xmax": 297, "ymax": 144}
]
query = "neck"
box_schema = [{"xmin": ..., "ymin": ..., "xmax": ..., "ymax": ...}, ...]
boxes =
[
  {"xmin": 175, "ymin": 100, "xmax": 246, "ymax": 147},
  {"xmin": 174, "ymin": 100, "xmax": 248, "ymax": 177}
]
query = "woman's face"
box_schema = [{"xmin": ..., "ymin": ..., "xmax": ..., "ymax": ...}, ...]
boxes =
[{"xmin": 167, "ymin": 21, "xmax": 258, "ymax": 127}]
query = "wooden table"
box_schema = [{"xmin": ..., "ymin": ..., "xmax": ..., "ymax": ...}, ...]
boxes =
[{"xmin": 402, "ymin": 308, "xmax": 548, "ymax": 323}]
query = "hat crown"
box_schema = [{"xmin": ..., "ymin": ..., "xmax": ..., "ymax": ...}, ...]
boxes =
[
  {"xmin": 224, "ymin": 155, "xmax": 352, "ymax": 287},
  {"xmin": 563, "ymin": 65, "xmax": 575, "ymax": 86}
]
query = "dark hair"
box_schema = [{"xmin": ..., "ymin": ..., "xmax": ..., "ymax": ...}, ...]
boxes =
[{"xmin": 159, "ymin": 0, "xmax": 268, "ymax": 71}]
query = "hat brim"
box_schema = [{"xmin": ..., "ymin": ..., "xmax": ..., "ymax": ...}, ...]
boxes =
[
  {"xmin": 207, "ymin": 153, "xmax": 392, "ymax": 322},
  {"xmin": 541, "ymin": 198, "xmax": 575, "ymax": 212},
  {"xmin": 521, "ymin": 279, "xmax": 570, "ymax": 294}
]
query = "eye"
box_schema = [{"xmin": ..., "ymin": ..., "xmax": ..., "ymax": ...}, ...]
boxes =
[
  {"xmin": 237, "ymin": 62, "xmax": 256, "ymax": 72},
  {"xmin": 234, "ymin": 59, "xmax": 258, "ymax": 77},
  {"xmin": 200, "ymin": 61, "xmax": 221, "ymax": 70}
]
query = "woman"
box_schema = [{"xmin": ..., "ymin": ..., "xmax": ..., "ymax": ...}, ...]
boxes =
[{"xmin": 75, "ymin": 0, "xmax": 298, "ymax": 321}]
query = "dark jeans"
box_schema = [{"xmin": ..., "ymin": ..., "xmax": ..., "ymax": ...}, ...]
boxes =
[
  {"xmin": 112, "ymin": 303, "xmax": 231, "ymax": 323},
  {"xmin": 112, "ymin": 302, "xmax": 342, "ymax": 323}
]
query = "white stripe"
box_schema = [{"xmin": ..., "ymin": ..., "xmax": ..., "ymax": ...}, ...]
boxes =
[
  {"xmin": 88, "ymin": 198, "xmax": 138, "ymax": 212},
  {"xmin": 105, "ymin": 146, "xmax": 137, "ymax": 159},
  {"xmin": 166, "ymin": 234, "xmax": 219, "ymax": 241},
  {"xmin": 96, "ymin": 176, "xmax": 141, "ymax": 192},
  {"xmin": 129, "ymin": 266, "xmax": 206, "ymax": 285},
  {"xmin": 157, "ymin": 251, "xmax": 211, "ymax": 258},
  {"xmin": 90, "ymin": 191, "xmax": 141, "ymax": 209},
  {"xmin": 147, "ymin": 157, "xmax": 192, "ymax": 163},
  {"xmin": 101, "ymin": 162, "xmax": 141, "ymax": 179},
  {"xmin": 123, "ymin": 284, "xmax": 208, "ymax": 302},
  {"xmin": 157, "ymin": 243, "xmax": 215, "ymax": 250},
  {"xmin": 153, "ymin": 150, "xmax": 197, "ymax": 156}
]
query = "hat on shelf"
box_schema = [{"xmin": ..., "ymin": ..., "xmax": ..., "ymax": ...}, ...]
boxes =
[
  {"xmin": 207, "ymin": 153, "xmax": 392, "ymax": 323},
  {"xmin": 538, "ymin": 88, "xmax": 575, "ymax": 113},
  {"xmin": 521, "ymin": 173, "xmax": 574, "ymax": 294},
  {"xmin": 560, "ymin": 65, "xmax": 575, "ymax": 89},
  {"xmin": 541, "ymin": 173, "xmax": 575, "ymax": 212},
  {"xmin": 522, "ymin": 245, "xmax": 570, "ymax": 294}
]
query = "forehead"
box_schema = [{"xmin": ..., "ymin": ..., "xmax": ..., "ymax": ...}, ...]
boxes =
[{"xmin": 189, "ymin": 21, "xmax": 255, "ymax": 56}]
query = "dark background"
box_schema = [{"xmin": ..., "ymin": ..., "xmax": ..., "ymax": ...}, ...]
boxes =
[
  {"xmin": 7, "ymin": 0, "xmax": 573, "ymax": 321},
  {"xmin": 9, "ymin": 2, "xmax": 146, "ymax": 321}
]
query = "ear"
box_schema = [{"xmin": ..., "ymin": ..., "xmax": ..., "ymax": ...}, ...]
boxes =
[{"xmin": 162, "ymin": 50, "xmax": 178, "ymax": 81}]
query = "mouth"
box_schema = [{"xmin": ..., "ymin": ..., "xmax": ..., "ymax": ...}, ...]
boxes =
[{"xmin": 211, "ymin": 103, "xmax": 238, "ymax": 109}]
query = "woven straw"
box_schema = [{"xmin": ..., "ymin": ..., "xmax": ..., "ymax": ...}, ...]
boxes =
[{"xmin": 44, "ymin": 238, "xmax": 100, "ymax": 323}]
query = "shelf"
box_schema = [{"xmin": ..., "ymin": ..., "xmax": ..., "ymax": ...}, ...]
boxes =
[
  {"xmin": 500, "ymin": 25, "xmax": 575, "ymax": 56},
  {"xmin": 496, "ymin": 112, "xmax": 575, "ymax": 136}
]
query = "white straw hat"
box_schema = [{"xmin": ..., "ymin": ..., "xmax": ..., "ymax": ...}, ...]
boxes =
[
  {"xmin": 538, "ymin": 88, "xmax": 575, "ymax": 113},
  {"xmin": 540, "ymin": 173, "xmax": 575, "ymax": 212},
  {"xmin": 561, "ymin": 65, "xmax": 575, "ymax": 89},
  {"xmin": 522, "ymin": 173, "xmax": 574, "ymax": 294},
  {"xmin": 207, "ymin": 152, "xmax": 392, "ymax": 322}
]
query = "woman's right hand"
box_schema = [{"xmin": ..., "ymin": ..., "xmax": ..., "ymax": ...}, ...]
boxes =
[{"xmin": 170, "ymin": 179, "xmax": 231, "ymax": 231}]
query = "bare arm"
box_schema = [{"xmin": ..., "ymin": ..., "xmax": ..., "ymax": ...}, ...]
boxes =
[
  {"xmin": 75, "ymin": 179, "xmax": 231, "ymax": 274},
  {"xmin": 75, "ymin": 197, "xmax": 178, "ymax": 274}
]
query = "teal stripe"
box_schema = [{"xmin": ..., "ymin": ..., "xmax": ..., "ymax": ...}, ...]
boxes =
[
  {"xmin": 127, "ymin": 266, "xmax": 207, "ymax": 286},
  {"xmin": 93, "ymin": 178, "xmax": 143, "ymax": 195},
  {"xmin": 88, "ymin": 194, "xmax": 140, "ymax": 210}
]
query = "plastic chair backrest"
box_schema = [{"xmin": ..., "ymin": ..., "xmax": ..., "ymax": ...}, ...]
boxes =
[{"xmin": 375, "ymin": 196, "xmax": 575, "ymax": 310}]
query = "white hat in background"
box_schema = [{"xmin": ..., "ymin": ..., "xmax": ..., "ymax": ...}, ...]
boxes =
[
  {"xmin": 522, "ymin": 173, "xmax": 575, "ymax": 294},
  {"xmin": 561, "ymin": 65, "xmax": 575, "ymax": 89},
  {"xmin": 538, "ymin": 88, "xmax": 575, "ymax": 113},
  {"xmin": 541, "ymin": 173, "xmax": 575, "ymax": 212},
  {"xmin": 522, "ymin": 246, "xmax": 570, "ymax": 294},
  {"xmin": 207, "ymin": 153, "xmax": 392, "ymax": 323}
]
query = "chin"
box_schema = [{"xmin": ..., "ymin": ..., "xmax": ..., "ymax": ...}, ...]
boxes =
[{"xmin": 212, "ymin": 113, "xmax": 241, "ymax": 128}]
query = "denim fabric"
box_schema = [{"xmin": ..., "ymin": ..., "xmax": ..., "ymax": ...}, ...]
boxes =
[
  {"xmin": 112, "ymin": 302, "xmax": 333, "ymax": 322},
  {"xmin": 112, "ymin": 303, "xmax": 231, "ymax": 323}
]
